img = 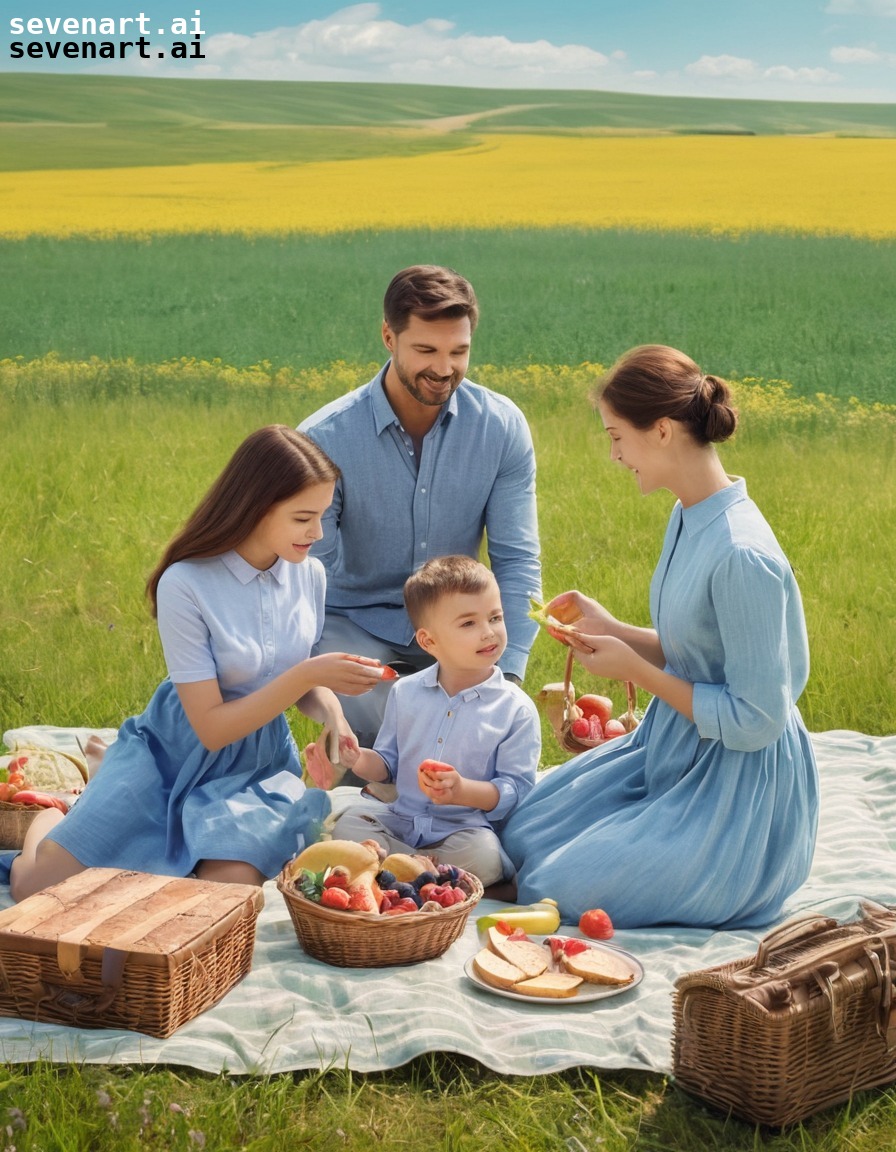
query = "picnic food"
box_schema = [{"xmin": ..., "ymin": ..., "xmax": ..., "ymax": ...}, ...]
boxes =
[
  {"xmin": 0, "ymin": 745, "xmax": 86, "ymax": 792},
  {"xmin": 486, "ymin": 926, "xmax": 549, "ymax": 977},
  {"xmin": 527, "ymin": 597, "xmax": 577, "ymax": 634},
  {"xmin": 560, "ymin": 945, "xmax": 633, "ymax": 986},
  {"xmin": 476, "ymin": 897, "xmax": 561, "ymax": 936},
  {"xmin": 287, "ymin": 841, "xmax": 473, "ymax": 917},
  {"xmin": 575, "ymin": 694, "xmax": 614, "ymax": 725},
  {"xmin": 579, "ymin": 908, "xmax": 615, "ymax": 940},
  {"xmin": 470, "ymin": 927, "xmax": 634, "ymax": 999}
]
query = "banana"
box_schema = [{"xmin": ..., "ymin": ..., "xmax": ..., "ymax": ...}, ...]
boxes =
[
  {"xmin": 288, "ymin": 838, "xmax": 380, "ymax": 882},
  {"xmin": 381, "ymin": 852, "xmax": 433, "ymax": 882},
  {"xmin": 476, "ymin": 898, "xmax": 561, "ymax": 936}
]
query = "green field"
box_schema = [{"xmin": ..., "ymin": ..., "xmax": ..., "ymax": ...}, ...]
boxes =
[
  {"xmin": 2, "ymin": 73, "xmax": 896, "ymax": 1151},
  {"xmin": 3, "ymin": 73, "xmax": 895, "ymax": 172},
  {"xmin": 2, "ymin": 229, "xmax": 895, "ymax": 403}
]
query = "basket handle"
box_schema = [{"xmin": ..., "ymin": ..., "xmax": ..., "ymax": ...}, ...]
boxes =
[
  {"xmin": 753, "ymin": 912, "xmax": 840, "ymax": 969},
  {"xmin": 561, "ymin": 648, "xmax": 638, "ymax": 730}
]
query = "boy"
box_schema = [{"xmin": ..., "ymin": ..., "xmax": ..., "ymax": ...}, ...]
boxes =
[{"xmin": 305, "ymin": 556, "xmax": 541, "ymax": 888}]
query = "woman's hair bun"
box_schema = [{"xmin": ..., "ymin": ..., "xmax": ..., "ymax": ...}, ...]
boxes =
[{"xmin": 699, "ymin": 374, "xmax": 738, "ymax": 443}]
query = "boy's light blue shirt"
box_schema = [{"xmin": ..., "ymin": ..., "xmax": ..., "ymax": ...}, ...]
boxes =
[
  {"xmin": 298, "ymin": 365, "xmax": 541, "ymax": 680},
  {"xmin": 371, "ymin": 664, "xmax": 541, "ymax": 848}
]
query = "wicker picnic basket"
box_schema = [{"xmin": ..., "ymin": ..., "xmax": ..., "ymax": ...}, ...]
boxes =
[
  {"xmin": 544, "ymin": 648, "xmax": 639, "ymax": 755},
  {"xmin": 0, "ymin": 868, "xmax": 264, "ymax": 1037},
  {"xmin": 0, "ymin": 802, "xmax": 44, "ymax": 850},
  {"xmin": 672, "ymin": 901, "xmax": 896, "ymax": 1127},
  {"xmin": 277, "ymin": 865, "xmax": 484, "ymax": 968}
]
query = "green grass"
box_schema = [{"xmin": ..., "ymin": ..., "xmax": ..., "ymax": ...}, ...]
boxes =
[
  {"xmin": 2, "ymin": 74, "xmax": 895, "ymax": 172},
  {"xmin": 2, "ymin": 229, "xmax": 895, "ymax": 403},
  {"xmin": 1, "ymin": 366, "xmax": 895, "ymax": 1146}
]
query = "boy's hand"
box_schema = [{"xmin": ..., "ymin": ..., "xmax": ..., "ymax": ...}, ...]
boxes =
[
  {"xmin": 418, "ymin": 760, "xmax": 463, "ymax": 805},
  {"xmin": 337, "ymin": 733, "xmax": 362, "ymax": 769}
]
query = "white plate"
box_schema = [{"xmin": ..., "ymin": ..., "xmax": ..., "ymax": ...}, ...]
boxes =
[{"xmin": 464, "ymin": 935, "xmax": 643, "ymax": 1004}]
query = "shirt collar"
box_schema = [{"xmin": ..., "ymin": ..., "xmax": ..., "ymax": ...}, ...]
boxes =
[
  {"xmin": 680, "ymin": 476, "xmax": 747, "ymax": 537},
  {"xmin": 220, "ymin": 550, "xmax": 289, "ymax": 585},
  {"xmin": 421, "ymin": 662, "xmax": 506, "ymax": 701},
  {"xmin": 371, "ymin": 361, "xmax": 459, "ymax": 436}
]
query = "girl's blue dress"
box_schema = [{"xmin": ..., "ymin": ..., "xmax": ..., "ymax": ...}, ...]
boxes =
[
  {"xmin": 47, "ymin": 551, "xmax": 330, "ymax": 879},
  {"xmin": 502, "ymin": 480, "xmax": 819, "ymax": 930}
]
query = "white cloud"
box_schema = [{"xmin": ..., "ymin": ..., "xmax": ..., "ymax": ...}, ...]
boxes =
[
  {"xmin": 763, "ymin": 65, "xmax": 841, "ymax": 83},
  {"xmin": 831, "ymin": 43, "xmax": 896, "ymax": 64},
  {"xmin": 191, "ymin": 3, "xmax": 611, "ymax": 86},
  {"xmin": 684, "ymin": 54, "xmax": 846, "ymax": 89},
  {"xmin": 684, "ymin": 54, "xmax": 757, "ymax": 79}
]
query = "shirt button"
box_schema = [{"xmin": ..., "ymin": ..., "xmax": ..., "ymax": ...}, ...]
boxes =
[
  {"xmin": 421, "ymin": 541, "xmax": 427, "ymax": 548},
  {"xmin": 421, "ymin": 488, "xmax": 426, "ymax": 494},
  {"xmin": 447, "ymin": 710, "xmax": 452, "ymax": 717},
  {"xmin": 437, "ymin": 738, "xmax": 443, "ymax": 744}
]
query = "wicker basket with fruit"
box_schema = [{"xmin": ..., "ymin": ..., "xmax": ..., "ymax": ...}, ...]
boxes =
[{"xmin": 277, "ymin": 839, "xmax": 483, "ymax": 967}]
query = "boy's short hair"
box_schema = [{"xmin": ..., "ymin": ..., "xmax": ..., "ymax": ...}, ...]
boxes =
[{"xmin": 404, "ymin": 555, "xmax": 496, "ymax": 628}]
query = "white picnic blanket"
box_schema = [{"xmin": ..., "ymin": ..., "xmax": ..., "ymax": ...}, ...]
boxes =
[{"xmin": 0, "ymin": 726, "xmax": 893, "ymax": 1075}]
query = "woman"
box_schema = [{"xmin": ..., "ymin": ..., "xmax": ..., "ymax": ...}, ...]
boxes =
[
  {"xmin": 10, "ymin": 426, "xmax": 384, "ymax": 901},
  {"xmin": 502, "ymin": 345, "xmax": 819, "ymax": 929}
]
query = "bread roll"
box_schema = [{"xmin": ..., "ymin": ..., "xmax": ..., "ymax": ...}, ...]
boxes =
[
  {"xmin": 487, "ymin": 927, "xmax": 549, "ymax": 978},
  {"xmin": 473, "ymin": 949, "xmax": 525, "ymax": 990},
  {"xmin": 561, "ymin": 947, "xmax": 634, "ymax": 986},
  {"xmin": 513, "ymin": 973, "xmax": 583, "ymax": 999}
]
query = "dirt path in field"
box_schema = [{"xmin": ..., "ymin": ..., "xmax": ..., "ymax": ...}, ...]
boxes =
[{"xmin": 405, "ymin": 103, "xmax": 554, "ymax": 133}]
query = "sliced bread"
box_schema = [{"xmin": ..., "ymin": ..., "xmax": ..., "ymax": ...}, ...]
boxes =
[
  {"xmin": 473, "ymin": 949, "xmax": 526, "ymax": 990},
  {"xmin": 561, "ymin": 946, "xmax": 634, "ymax": 986},
  {"xmin": 487, "ymin": 927, "xmax": 549, "ymax": 978},
  {"xmin": 513, "ymin": 972, "xmax": 583, "ymax": 999}
]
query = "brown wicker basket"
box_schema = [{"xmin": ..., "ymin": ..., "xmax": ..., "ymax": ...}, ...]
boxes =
[
  {"xmin": 0, "ymin": 868, "xmax": 264, "ymax": 1037},
  {"xmin": 550, "ymin": 649, "xmax": 639, "ymax": 755},
  {"xmin": 0, "ymin": 801, "xmax": 46, "ymax": 849},
  {"xmin": 672, "ymin": 902, "xmax": 896, "ymax": 1127},
  {"xmin": 277, "ymin": 866, "xmax": 484, "ymax": 968}
]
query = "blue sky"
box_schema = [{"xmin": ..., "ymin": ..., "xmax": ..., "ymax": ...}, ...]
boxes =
[{"xmin": 4, "ymin": 1, "xmax": 895, "ymax": 101}]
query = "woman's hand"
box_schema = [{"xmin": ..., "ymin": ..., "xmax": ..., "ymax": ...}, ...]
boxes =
[
  {"xmin": 546, "ymin": 591, "xmax": 619, "ymax": 640},
  {"xmin": 567, "ymin": 631, "xmax": 639, "ymax": 683},
  {"xmin": 300, "ymin": 652, "xmax": 384, "ymax": 696}
]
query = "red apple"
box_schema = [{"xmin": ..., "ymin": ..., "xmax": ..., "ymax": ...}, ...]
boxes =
[{"xmin": 575, "ymin": 694, "xmax": 613, "ymax": 725}]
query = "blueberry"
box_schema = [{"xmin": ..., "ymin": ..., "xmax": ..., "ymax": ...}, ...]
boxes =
[
  {"xmin": 411, "ymin": 870, "xmax": 439, "ymax": 890},
  {"xmin": 393, "ymin": 881, "xmax": 417, "ymax": 900},
  {"xmin": 376, "ymin": 870, "xmax": 397, "ymax": 889}
]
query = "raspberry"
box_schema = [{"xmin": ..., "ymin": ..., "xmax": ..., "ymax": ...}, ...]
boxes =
[
  {"xmin": 320, "ymin": 887, "xmax": 351, "ymax": 910},
  {"xmin": 570, "ymin": 717, "xmax": 590, "ymax": 739}
]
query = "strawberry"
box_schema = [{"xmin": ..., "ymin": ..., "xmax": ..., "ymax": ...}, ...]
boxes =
[
  {"xmin": 323, "ymin": 866, "xmax": 350, "ymax": 889},
  {"xmin": 546, "ymin": 937, "xmax": 565, "ymax": 962},
  {"xmin": 347, "ymin": 887, "xmax": 378, "ymax": 912},
  {"xmin": 495, "ymin": 920, "xmax": 515, "ymax": 936},
  {"xmin": 570, "ymin": 717, "xmax": 590, "ymax": 739},
  {"xmin": 507, "ymin": 928, "xmax": 530, "ymax": 942},
  {"xmin": 379, "ymin": 666, "xmax": 399, "ymax": 680},
  {"xmin": 320, "ymin": 887, "xmax": 351, "ymax": 910},
  {"xmin": 561, "ymin": 938, "xmax": 589, "ymax": 956}
]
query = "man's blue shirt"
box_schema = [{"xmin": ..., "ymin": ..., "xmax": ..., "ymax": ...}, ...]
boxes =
[{"xmin": 299, "ymin": 364, "xmax": 541, "ymax": 679}]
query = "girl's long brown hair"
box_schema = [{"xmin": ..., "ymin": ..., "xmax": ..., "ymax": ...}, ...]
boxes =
[{"xmin": 146, "ymin": 425, "xmax": 339, "ymax": 616}]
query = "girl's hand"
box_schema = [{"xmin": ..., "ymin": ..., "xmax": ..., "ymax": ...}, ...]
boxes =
[
  {"xmin": 303, "ymin": 737, "xmax": 339, "ymax": 790},
  {"xmin": 301, "ymin": 652, "xmax": 385, "ymax": 696},
  {"xmin": 567, "ymin": 631, "xmax": 638, "ymax": 682}
]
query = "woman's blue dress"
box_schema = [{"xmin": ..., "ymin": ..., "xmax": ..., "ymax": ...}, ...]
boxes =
[
  {"xmin": 47, "ymin": 550, "xmax": 330, "ymax": 879},
  {"xmin": 502, "ymin": 480, "xmax": 819, "ymax": 930}
]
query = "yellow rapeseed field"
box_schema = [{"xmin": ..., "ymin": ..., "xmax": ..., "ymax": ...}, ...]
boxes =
[{"xmin": 1, "ymin": 134, "xmax": 893, "ymax": 238}]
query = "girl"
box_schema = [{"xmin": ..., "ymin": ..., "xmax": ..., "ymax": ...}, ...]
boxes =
[
  {"xmin": 10, "ymin": 425, "xmax": 384, "ymax": 901},
  {"xmin": 502, "ymin": 346, "xmax": 819, "ymax": 929}
]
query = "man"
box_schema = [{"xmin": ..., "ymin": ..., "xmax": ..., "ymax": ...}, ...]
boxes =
[{"xmin": 299, "ymin": 264, "xmax": 541, "ymax": 751}]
